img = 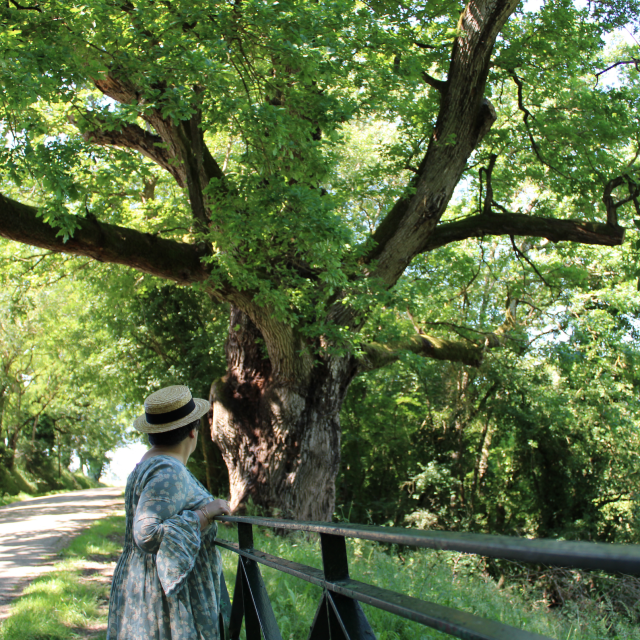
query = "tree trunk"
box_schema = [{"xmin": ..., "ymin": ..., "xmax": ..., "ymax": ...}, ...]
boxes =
[
  {"xmin": 5, "ymin": 426, "xmax": 21, "ymax": 470},
  {"xmin": 210, "ymin": 306, "xmax": 356, "ymax": 521},
  {"xmin": 200, "ymin": 410, "xmax": 230, "ymax": 498}
]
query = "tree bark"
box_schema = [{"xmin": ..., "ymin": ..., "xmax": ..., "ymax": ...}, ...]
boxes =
[
  {"xmin": 6, "ymin": 425, "xmax": 21, "ymax": 470},
  {"xmin": 210, "ymin": 306, "xmax": 357, "ymax": 520},
  {"xmin": 201, "ymin": 410, "xmax": 230, "ymax": 497}
]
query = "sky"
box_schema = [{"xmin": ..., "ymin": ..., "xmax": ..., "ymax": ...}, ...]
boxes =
[{"xmin": 102, "ymin": 440, "xmax": 148, "ymax": 486}]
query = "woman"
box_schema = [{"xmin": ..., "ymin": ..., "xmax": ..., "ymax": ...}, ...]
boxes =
[{"xmin": 107, "ymin": 385, "xmax": 231, "ymax": 640}]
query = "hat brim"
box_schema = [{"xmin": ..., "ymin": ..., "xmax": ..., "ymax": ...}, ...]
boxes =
[{"xmin": 133, "ymin": 398, "xmax": 211, "ymax": 434}]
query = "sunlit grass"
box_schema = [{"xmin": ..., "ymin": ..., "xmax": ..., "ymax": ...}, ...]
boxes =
[
  {"xmin": 0, "ymin": 516, "xmax": 125, "ymax": 640},
  {"xmin": 0, "ymin": 492, "xmax": 38, "ymax": 508},
  {"xmin": 60, "ymin": 515, "xmax": 125, "ymax": 560}
]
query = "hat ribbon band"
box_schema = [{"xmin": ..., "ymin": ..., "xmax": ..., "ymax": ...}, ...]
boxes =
[{"xmin": 146, "ymin": 398, "xmax": 196, "ymax": 425}]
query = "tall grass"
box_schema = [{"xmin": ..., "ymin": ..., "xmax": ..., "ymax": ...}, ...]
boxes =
[{"xmin": 217, "ymin": 523, "xmax": 640, "ymax": 640}]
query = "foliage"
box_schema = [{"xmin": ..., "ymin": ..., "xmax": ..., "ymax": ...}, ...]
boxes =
[
  {"xmin": 0, "ymin": 235, "xmax": 231, "ymax": 493},
  {"xmin": 82, "ymin": 268, "xmax": 230, "ymax": 493},
  {"xmin": 0, "ymin": 242, "xmax": 129, "ymax": 487},
  {"xmin": 0, "ymin": 0, "xmax": 638, "ymax": 350},
  {"xmin": 88, "ymin": 271, "xmax": 228, "ymax": 405},
  {"xmin": 339, "ymin": 239, "xmax": 640, "ymax": 543}
]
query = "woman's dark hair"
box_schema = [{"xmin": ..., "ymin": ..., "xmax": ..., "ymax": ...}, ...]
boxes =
[{"xmin": 148, "ymin": 418, "xmax": 200, "ymax": 446}]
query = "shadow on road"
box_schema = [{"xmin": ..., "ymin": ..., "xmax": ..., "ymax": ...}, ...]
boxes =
[{"xmin": 0, "ymin": 487, "xmax": 124, "ymax": 608}]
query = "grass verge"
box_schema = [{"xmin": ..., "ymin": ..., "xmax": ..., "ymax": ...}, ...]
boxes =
[
  {"xmin": 0, "ymin": 515, "xmax": 125, "ymax": 640},
  {"xmin": 0, "ymin": 464, "xmax": 103, "ymax": 504},
  {"xmin": 0, "ymin": 474, "xmax": 104, "ymax": 508}
]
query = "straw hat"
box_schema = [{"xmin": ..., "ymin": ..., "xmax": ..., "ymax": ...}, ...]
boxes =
[{"xmin": 133, "ymin": 385, "xmax": 211, "ymax": 434}]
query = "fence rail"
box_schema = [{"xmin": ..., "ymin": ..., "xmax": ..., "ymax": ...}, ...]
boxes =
[{"xmin": 213, "ymin": 515, "xmax": 640, "ymax": 640}]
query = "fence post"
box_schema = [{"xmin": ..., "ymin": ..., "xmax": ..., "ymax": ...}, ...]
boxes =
[{"xmin": 306, "ymin": 533, "xmax": 376, "ymax": 640}]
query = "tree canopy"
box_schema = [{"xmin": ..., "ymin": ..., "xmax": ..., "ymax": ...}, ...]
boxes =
[
  {"xmin": 1, "ymin": 0, "xmax": 639, "ymax": 519},
  {"xmin": 1, "ymin": 0, "xmax": 637, "ymax": 303}
]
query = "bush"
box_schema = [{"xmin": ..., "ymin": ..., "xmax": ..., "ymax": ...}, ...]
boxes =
[
  {"xmin": 11, "ymin": 468, "xmax": 38, "ymax": 494},
  {"xmin": 72, "ymin": 473, "xmax": 95, "ymax": 489},
  {"xmin": 0, "ymin": 466, "xmax": 20, "ymax": 496}
]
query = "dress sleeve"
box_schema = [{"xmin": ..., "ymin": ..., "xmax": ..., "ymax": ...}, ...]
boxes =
[{"xmin": 132, "ymin": 459, "xmax": 202, "ymax": 596}]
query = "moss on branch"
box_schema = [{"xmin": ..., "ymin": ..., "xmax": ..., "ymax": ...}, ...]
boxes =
[{"xmin": 358, "ymin": 334, "xmax": 483, "ymax": 371}]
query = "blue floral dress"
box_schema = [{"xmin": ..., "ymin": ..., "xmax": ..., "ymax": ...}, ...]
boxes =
[{"xmin": 107, "ymin": 455, "xmax": 223, "ymax": 640}]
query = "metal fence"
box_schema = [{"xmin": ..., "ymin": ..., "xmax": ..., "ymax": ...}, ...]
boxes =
[{"xmin": 213, "ymin": 515, "xmax": 640, "ymax": 640}]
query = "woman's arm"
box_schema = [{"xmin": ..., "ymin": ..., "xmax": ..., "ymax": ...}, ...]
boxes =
[
  {"xmin": 132, "ymin": 461, "xmax": 226, "ymax": 595},
  {"xmin": 133, "ymin": 461, "xmax": 198, "ymax": 553}
]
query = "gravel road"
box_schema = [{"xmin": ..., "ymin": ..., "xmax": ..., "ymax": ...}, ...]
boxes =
[{"xmin": 0, "ymin": 486, "xmax": 124, "ymax": 611}]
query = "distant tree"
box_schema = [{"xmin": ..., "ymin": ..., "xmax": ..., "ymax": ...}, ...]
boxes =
[
  {"xmin": 0, "ymin": 0, "xmax": 638, "ymax": 518},
  {"xmin": 93, "ymin": 274, "xmax": 230, "ymax": 495},
  {"xmin": 0, "ymin": 244, "xmax": 126, "ymax": 482}
]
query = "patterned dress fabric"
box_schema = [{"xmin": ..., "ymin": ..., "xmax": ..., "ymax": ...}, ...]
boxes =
[{"xmin": 107, "ymin": 455, "xmax": 223, "ymax": 640}]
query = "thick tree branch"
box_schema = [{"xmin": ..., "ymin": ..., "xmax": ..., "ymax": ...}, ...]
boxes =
[
  {"xmin": 355, "ymin": 296, "xmax": 528, "ymax": 375},
  {"xmin": 77, "ymin": 119, "xmax": 186, "ymax": 188},
  {"xmin": 357, "ymin": 334, "xmax": 484, "ymax": 372},
  {"xmin": 0, "ymin": 193, "xmax": 213, "ymax": 286},
  {"xmin": 367, "ymin": 193, "xmax": 413, "ymax": 263},
  {"xmin": 92, "ymin": 75, "xmax": 226, "ymax": 227},
  {"xmin": 420, "ymin": 212, "xmax": 625, "ymax": 253},
  {"xmin": 178, "ymin": 116, "xmax": 210, "ymax": 229},
  {"xmin": 367, "ymin": 0, "xmax": 519, "ymax": 286},
  {"xmin": 178, "ymin": 109, "xmax": 229, "ymax": 229}
]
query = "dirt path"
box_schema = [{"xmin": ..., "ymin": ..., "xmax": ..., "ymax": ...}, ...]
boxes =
[{"xmin": 0, "ymin": 486, "xmax": 124, "ymax": 615}]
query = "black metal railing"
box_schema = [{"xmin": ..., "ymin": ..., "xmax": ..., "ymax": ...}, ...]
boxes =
[{"xmin": 213, "ymin": 515, "xmax": 640, "ymax": 640}]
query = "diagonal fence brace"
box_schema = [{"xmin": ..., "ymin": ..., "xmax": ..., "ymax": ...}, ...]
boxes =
[
  {"xmin": 226, "ymin": 521, "xmax": 283, "ymax": 640},
  {"xmin": 308, "ymin": 590, "xmax": 377, "ymax": 640},
  {"xmin": 309, "ymin": 532, "xmax": 377, "ymax": 639}
]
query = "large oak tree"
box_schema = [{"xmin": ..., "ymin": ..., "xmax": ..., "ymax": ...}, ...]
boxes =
[{"xmin": 0, "ymin": 0, "xmax": 638, "ymax": 519}]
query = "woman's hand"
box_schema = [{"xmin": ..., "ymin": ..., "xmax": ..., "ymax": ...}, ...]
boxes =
[
  {"xmin": 197, "ymin": 499, "xmax": 231, "ymax": 530},
  {"xmin": 205, "ymin": 499, "xmax": 231, "ymax": 518}
]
